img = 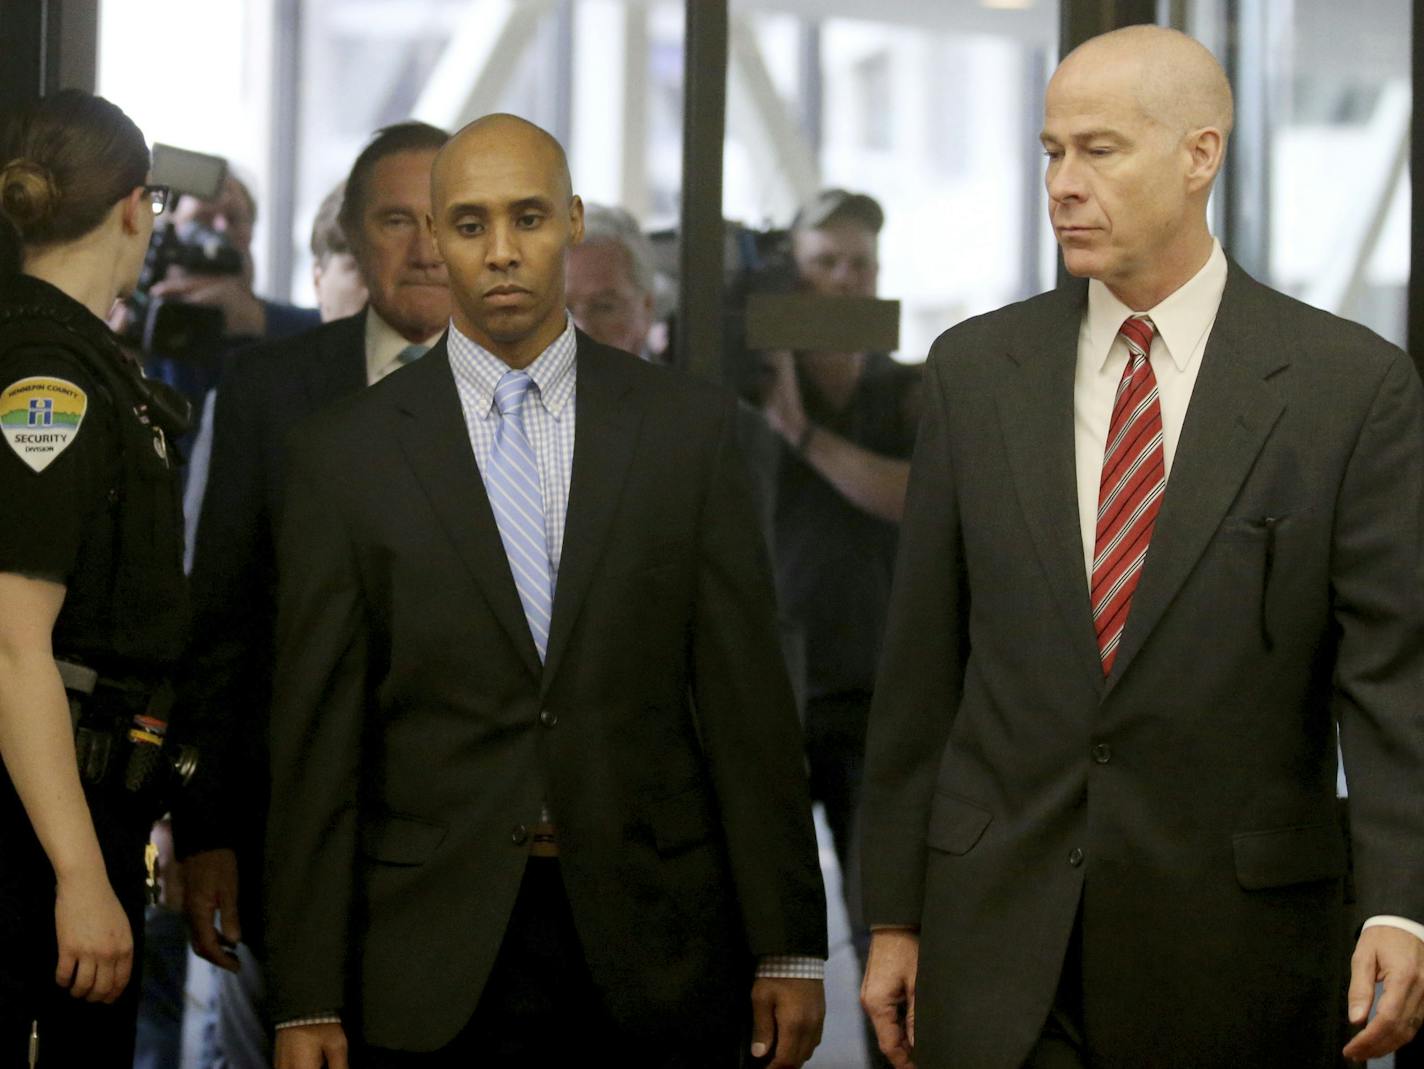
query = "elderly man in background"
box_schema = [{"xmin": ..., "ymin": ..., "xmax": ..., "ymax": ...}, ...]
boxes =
[
  {"xmin": 172, "ymin": 121, "xmax": 450, "ymax": 1069},
  {"xmin": 564, "ymin": 202, "xmax": 659, "ymax": 359}
]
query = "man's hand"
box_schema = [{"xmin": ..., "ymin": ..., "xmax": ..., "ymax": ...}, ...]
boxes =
[
  {"xmin": 54, "ymin": 869, "xmax": 133, "ymax": 1003},
  {"xmin": 861, "ymin": 929, "xmax": 919, "ymax": 1069},
  {"xmin": 1342, "ymin": 925, "xmax": 1424, "ymax": 1060},
  {"xmin": 275, "ymin": 1022, "xmax": 349, "ymax": 1069},
  {"xmin": 150, "ymin": 817, "xmax": 184, "ymax": 910},
  {"xmin": 150, "ymin": 275, "xmax": 267, "ymax": 338},
  {"xmin": 750, "ymin": 977, "xmax": 824, "ymax": 1067},
  {"xmin": 182, "ymin": 847, "xmax": 242, "ymax": 971},
  {"xmin": 761, "ymin": 350, "xmax": 809, "ymax": 446}
]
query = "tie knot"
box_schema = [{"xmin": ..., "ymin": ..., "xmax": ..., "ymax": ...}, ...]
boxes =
[
  {"xmin": 396, "ymin": 343, "xmax": 428, "ymax": 365},
  {"xmin": 494, "ymin": 370, "xmax": 535, "ymax": 417},
  {"xmin": 1118, "ymin": 315, "xmax": 1156, "ymax": 357}
]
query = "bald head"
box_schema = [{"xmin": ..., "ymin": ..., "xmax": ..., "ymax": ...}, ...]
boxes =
[
  {"xmin": 432, "ymin": 113, "xmax": 573, "ymax": 211},
  {"xmin": 1041, "ymin": 27, "xmax": 1230, "ymax": 309},
  {"xmin": 1055, "ymin": 26, "xmax": 1233, "ymax": 142}
]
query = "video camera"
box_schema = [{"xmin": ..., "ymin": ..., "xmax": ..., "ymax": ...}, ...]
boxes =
[
  {"xmin": 119, "ymin": 145, "xmax": 242, "ymax": 359},
  {"xmin": 716, "ymin": 223, "xmax": 900, "ymax": 404}
]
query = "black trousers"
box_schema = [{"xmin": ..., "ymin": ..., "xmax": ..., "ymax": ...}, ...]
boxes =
[
  {"xmin": 358, "ymin": 859, "xmax": 744, "ymax": 1069},
  {"xmin": 1021, "ymin": 910, "xmax": 1088, "ymax": 1069},
  {"xmin": 0, "ymin": 778, "xmax": 149, "ymax": 1069}
]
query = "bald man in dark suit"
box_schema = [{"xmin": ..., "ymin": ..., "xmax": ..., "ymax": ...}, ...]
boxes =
[{"xmin": 859, "ymin": 26, "xmax": 1424, "ymax": 1069}]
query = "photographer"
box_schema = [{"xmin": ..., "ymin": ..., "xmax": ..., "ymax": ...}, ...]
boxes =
[
  {"xmin": 0, "ymin": 89, "xmax": 189, "ymax": 1068},
  {"xmin": 113, "ymin": 172, "xmax": 319, "ymax": 429},
  {"xmin": 151, "ymin": 175, "xmax": 318, "ymax": 348},
  {"xmin": 763, "ymin": 189, "xmax": 920, "ymax": 1069}
]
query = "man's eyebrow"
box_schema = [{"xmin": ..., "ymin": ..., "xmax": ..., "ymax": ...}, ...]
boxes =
[
  {"xmin": 446, "ymin": 201, "xmax": 489, "ymax": 218},
  {"xmin": 1040, "ymin": 128, "xmax": 1129, "ymax": 145},
  {"xmin": 511, "ymin": 196, "xmax": 554, "ymax": 213},
  {"xmin": 1071, "ymin": 128, "xmax": 1129, "ymax": 143}
]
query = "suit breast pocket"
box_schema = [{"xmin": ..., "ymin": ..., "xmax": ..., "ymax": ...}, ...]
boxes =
[
  {"xmin": 1215, "ymin": 506, "xmax": 1315, "ymax": 543},
  {"xmin": 1210, "ymin": 507, "xmax": 1324, "ymax": 649}
]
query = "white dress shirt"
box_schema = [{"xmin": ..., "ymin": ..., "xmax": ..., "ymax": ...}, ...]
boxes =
[
  {"xmin": 1074, "ymin": 240, "xmax": 1226, "ymax": 580},
  {"xmin": 1072, "ymin": 238, "xmax": 1424, "ymax": 948},
  {"xmin": 364, "ymin": 306, "xmax": 443, "ymax": 385}
]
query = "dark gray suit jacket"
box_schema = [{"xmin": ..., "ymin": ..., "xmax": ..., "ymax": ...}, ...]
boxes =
[
  {"xmin": 861, "ymin": 264, "xmax": 1424, "ymax": 1068},
  {"xmin": 173, "ymin": 311, "xmax": 367, "ymax": 947},
  {"xmin": 264, "ymin": 332, "xmax": 826, "ymax": 1051}
]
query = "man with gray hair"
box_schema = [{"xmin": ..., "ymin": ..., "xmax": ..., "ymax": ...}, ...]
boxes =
[
  {"xmin": 564, "ymin": 202, "xmax": 658, "ymax": 358},
  {"xmin": 174, "ymin": 120, "xmax": 450, "ymax": 1069}
]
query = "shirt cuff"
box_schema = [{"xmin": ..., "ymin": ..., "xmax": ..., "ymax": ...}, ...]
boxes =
[
  {"xmin": 756, "ymin": 955, "xmax": 825, "ymax": 980},
  {"xmin": 1362, "ymin": 916, "xmax": 1424, "ymax": 944},
  {"xmin": 275, "ymin": 1014, "xmax": 342, "ymax": 1030}
]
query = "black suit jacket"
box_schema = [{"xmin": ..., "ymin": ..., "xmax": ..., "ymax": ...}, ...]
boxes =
[
  {"xmin": 861, "ymin": 264, "xmax": 1424, "ymax": 1068},
  {"xmin": 173, "ymin": 311, "xmax": 367, "ymax": 947},
  {"xmin": 264, "ymin": 332, "xmax": 826, "ymax": 1051}
]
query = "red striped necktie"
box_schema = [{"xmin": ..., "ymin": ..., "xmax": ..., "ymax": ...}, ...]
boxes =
[{"xmin": 1091, "ymin": 315, "xmax": 1165, "ymax": 675}]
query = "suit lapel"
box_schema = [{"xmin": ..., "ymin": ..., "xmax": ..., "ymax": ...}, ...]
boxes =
[
  {"xmin": 540, "ymin": 338, "xmax": 642, "ymax": 693},
  {"xmin": 393, "ymin": 342, "xmax": 543, "ymax": 679},
  {"xmin": 301, "ymin": 310, "xmax": 368, "ymax": 408},
  {"xmin": 1106, "ymin": 264, "xmax": 1287, "ymax": 689},
  {"xmin": 997, "ymin": 280, "xmax": 1106, "ymax": 692}
]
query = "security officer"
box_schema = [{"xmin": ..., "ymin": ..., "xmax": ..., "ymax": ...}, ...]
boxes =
[{"xmin": 0, "ymin": 90, "xmax": 188, "ymax": 1068}]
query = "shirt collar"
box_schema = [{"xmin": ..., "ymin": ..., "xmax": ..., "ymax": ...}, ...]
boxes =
[
  {"xmin": 447, "ymin": 314, "xmax": 578, "ymax": 420},
  {"xmin": 364, "ymin": 305, "xmax": 443, "ymax": 382},
  {"xmin": 1086, "ymin": 238, "xmax": 1228, "ymax": 373}
]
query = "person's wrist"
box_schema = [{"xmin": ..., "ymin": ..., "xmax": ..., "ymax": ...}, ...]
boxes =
[
  {"xmin": 53, "ymin": 850, "xmax": 108, "ymax": 884},
  {"xmin": 795, "ymin": 422, "xmax": 817, "ymax": 454}
]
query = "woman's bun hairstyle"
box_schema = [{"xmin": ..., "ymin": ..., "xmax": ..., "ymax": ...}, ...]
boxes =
[
  {"xmin": 0, "ymin": 159, "xmax": 60, "ymax": 234},
  {"xmin": 0, "ymin": 90, "xmax": 149, "ymax": 275}
]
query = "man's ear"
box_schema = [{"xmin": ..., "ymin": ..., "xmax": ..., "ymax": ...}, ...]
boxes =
[
  {"xmin": 568, "ymin": 195, "xmax": 585, "ymax": 245},
  {"xmin": 1184, "ymin": 126, "xmax": 1226, "ymax": 195}
]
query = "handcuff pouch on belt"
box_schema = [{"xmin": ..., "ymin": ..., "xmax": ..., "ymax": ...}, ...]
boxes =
[{"xmin": 58, "ymin": 657, "xmax": 198, "ymax": 819}]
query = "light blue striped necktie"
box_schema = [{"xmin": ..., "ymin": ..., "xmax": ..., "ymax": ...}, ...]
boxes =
[{"xmin": 487, "ymin": 370, "xmax": 553, "ymax": 661}]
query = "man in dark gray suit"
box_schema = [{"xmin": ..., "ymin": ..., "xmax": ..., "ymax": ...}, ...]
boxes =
[
  {"xmin": 859, "ymin": 26, "xmax": 1424, "ymax": 1069},
  {"xmin": 172, "ymin": 120, "xmax": 450, "ymax": 1067},
  {"xmin": 267, "ymin": 114, "xmax": 825, "ymax": 1069}
]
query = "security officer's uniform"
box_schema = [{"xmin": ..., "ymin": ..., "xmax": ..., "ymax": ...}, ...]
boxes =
[{"xmin": 0, "ymin": 272, "xmax": 187, "ymax": 1068}]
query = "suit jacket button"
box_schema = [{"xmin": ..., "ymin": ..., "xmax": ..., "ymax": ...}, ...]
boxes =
[
  {"xmin": 1091, "ymin": 743, "xmax": 1112, "ymax": 764},
  {"xmin": 511, "ymin": 824, "xmax": 529, "ymax": 846},
  {"xmin": 539, "ymin": 709, "xmax": 557, "ymax": 728},
  {"xmin": 1068, "ymin": 847, "xmax": 1084, "ymax": 867}
]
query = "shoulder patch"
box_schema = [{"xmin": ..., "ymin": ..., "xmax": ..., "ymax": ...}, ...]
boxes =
[{"xmin": 0, "ymin": 376, "xmax": 89, "ymax": 473}]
